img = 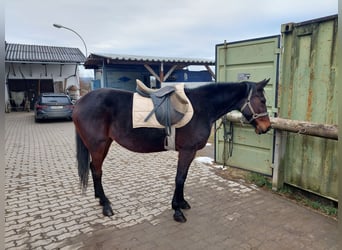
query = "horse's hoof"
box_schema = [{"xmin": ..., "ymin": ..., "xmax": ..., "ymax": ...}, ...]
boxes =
[
  {"xmin": 174, "ymin": 210, "xmax": 187, "ymax": 223},
  {"xmin": 180, "ymin": 201, "xmax": 191, "ymax": 210},
  {"xmin": 103, "ymin": 205, "xmax": 114, "ymax": 217}
]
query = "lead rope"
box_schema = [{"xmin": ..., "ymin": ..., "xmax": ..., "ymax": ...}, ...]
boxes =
[
  {"xmin": 216, "ymin": 115, "xmax": 234, "ymax": 168},
  {"xmin": 224, "ymin": 119, "xmax": 234, "ymax": 167}
]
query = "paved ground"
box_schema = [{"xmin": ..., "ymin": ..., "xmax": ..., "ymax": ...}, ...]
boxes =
[{"xmin": 5, "ymin": 112, "xmax": 338, "ymax": 250}]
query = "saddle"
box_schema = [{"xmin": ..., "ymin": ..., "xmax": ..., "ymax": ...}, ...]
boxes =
[{"xmin": 136, "ymin": 79, "xmax": 189, "ymax": 135}]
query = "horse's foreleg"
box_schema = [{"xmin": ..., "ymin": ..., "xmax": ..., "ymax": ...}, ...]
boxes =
[{"xmin": 172, "ymin": 150, "xmax": 196, "ymax": 223}]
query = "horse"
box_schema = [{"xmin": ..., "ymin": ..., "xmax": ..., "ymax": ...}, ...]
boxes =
[{"xmin": 72, "ymin": 79, "xmax": 271, "ymax": 223}]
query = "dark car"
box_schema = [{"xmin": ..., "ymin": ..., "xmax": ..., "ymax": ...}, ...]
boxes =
[{"xmin": 34, "ymin": 93, "xmax": 74, "ymax": 122}]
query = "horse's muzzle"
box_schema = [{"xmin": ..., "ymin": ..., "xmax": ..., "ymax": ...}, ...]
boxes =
[
  {"xmin": 255, "ymin": 125, "xmax": 271, "ymax": 134},
  {"xmin": 254, "ymin": 118, "xmax": 271, "ymax": 134}
]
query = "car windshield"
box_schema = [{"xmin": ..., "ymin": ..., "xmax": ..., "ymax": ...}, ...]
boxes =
[{"xmin": 41, "ymin": 96, "xmax": 70, "ymax": 105}]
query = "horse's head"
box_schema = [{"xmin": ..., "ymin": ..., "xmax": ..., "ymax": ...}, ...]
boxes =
[{"xmin": 240, "ymin": 79, "xmax": 271, "ymax": 134}]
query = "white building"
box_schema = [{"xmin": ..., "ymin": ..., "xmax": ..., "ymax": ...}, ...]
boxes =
[{"xmin": 5, "ymin": 42, "xmax": 86, "ymax": 111}]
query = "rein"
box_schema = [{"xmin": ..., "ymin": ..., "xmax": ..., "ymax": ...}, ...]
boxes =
[{"xmin": 240, "ymin": 88, "xmax": 268, "ymax": 123}]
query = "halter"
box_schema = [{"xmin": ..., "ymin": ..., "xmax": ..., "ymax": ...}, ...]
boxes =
[{"xmin": 240, "ymin": 88, "xmax": 269, "ymax": 123}]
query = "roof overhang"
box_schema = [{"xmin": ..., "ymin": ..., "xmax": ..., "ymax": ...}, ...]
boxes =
[
  {"xmin": 84, "ymin": 53, "xmax": 215, "ymax": 69},
  {"xmin": 5, "ymin": 60, "xmax": 82, "ymax": 65}
]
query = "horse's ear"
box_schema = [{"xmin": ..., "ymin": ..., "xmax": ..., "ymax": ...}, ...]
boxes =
[{"xmin": 257, "ymin": 78, "xmax": 270, "ymax": 90}]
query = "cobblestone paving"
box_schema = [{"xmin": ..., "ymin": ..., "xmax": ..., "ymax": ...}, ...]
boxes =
[{"xmin": 5, "ymin": 113, "xmax": 338, "ymax": 250}]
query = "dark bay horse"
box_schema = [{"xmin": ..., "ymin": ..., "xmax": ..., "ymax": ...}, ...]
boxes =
[{"xmin": 72, "ymin": 79, "xmax": 271, "ymax": 223}]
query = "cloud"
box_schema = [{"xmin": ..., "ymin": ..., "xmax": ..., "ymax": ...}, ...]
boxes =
[{"xmin": 5, "ymin": 0, "xmax": 337, "ymax": 59}]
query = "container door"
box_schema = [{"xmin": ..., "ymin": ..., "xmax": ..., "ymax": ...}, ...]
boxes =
[
  {"xmin": 279, "ymin": 16, "xmax": 338, "ymax": 200},
  {"xmin": 215, "ymin": 36, "xmax": 280, "ymax": 175}
]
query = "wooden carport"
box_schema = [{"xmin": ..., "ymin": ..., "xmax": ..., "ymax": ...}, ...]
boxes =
[{"xmin": 84, "ymin": 53, "xmax": 215, "ymax": 87}]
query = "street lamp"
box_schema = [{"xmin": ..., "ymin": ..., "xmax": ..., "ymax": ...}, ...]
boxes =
[{"xmin": 53, "ymin": 23, "xmax": 88, "ymax": 57}]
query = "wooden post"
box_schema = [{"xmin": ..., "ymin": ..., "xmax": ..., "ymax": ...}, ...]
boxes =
[
  {"xmin": 272, "ymin": 130, "xmax": 286, "ymax": 190},
  {"xmin": 225, "ymin": 112, "xmax": 338, "ymax": 140},
  {"xmin": 160, "ymin": 62, "xmax": 164, "ymax": 83}
]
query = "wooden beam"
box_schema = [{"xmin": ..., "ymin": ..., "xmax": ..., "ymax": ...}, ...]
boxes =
[
  {"xmin": 144, "ymin": 64, "xmax": 161, "ymax": 82},
  {"xmin": 205, "ymin": 65, "xmax": 216, "ymax": 80},
  {"xmin": 225, "ymin": 112, "xmax": 338, "ymax": 140},
  {"xmin": 160, "ymin": 62, "xmax": 164, "ymax": 82},
  {"xmin": 163, "ymin": 65, "xmax": 178, "ymax": 82}
]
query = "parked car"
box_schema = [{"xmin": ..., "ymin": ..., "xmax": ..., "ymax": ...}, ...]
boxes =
[{"xmin": 34, "ymin": 93, "xmax": 74, "ymax": 122}]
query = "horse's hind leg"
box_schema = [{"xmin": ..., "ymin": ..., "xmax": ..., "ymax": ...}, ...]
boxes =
[
  {"xmin": 90, "ymin": 140, "xmax": 114, "ymax": 217},
  {"xmin": 172, "ymin": 149, "xmax": 196, "ymax": 223}
]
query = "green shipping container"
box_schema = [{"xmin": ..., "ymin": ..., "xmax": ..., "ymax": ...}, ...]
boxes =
[
  {"xmin": 279, "ymin": 15, "xmax": 338, "ymax": 200},
  {"xmin": 215, "ymin": 15, "xmax": 338, "ymax": 201}
]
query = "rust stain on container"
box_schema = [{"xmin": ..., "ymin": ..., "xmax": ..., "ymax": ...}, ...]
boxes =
[{"xmin": 306, "ymin": 87, "xmax": 313, "ymax": 121}]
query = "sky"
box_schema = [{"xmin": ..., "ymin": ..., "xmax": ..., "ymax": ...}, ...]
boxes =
[{"xmin": 5, "ymin": 0, "xmax": 338, "ymax": 76}]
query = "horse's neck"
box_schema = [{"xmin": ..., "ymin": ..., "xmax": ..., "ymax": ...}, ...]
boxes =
[{"xmin": 187, "ymin": 83, "xmax": 247, "ymax": 122}]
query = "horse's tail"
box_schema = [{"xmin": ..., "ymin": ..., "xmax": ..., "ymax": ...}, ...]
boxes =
[{"xmin": 76, "ymin": 131, "xmax": 90, "ymax": 193}]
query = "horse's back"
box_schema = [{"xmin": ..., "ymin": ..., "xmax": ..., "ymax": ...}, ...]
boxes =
[
  {"xmin": 73, "ymin": 88, "xmax": 133, "ymax": 134},
  {"xmin": 76, "ymin": 88, "xmax": 132, "ymax": 109},
  {"xmin": 73, "ymin": 88, "xmax": 132, "ymax": 120}
]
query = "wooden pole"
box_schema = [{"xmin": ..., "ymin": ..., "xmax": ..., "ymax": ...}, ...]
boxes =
[
  {"xmin": 271, "ymin": 117, "xmax": 338, "ymax": 140},
  {"xmin": 204, "ymin": 65, "xmax": 216, "ymax": 80},
  {"xmin": 160, "ymin": 62, "xmax": 164, "ymax": 83},
  {"xmin": 225, "ymin": 112, "xmax": 338, "ymax": 140}
]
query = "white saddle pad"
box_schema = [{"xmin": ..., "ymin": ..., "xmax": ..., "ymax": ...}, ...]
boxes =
[{"xmin": 132, "ymin": 83, "xmax": 194, "ymax": 129}]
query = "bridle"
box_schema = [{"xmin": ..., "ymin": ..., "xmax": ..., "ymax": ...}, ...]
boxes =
[{"xmin": 240, "ymin": 88, "xmax": 269, "ymax": 123}]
